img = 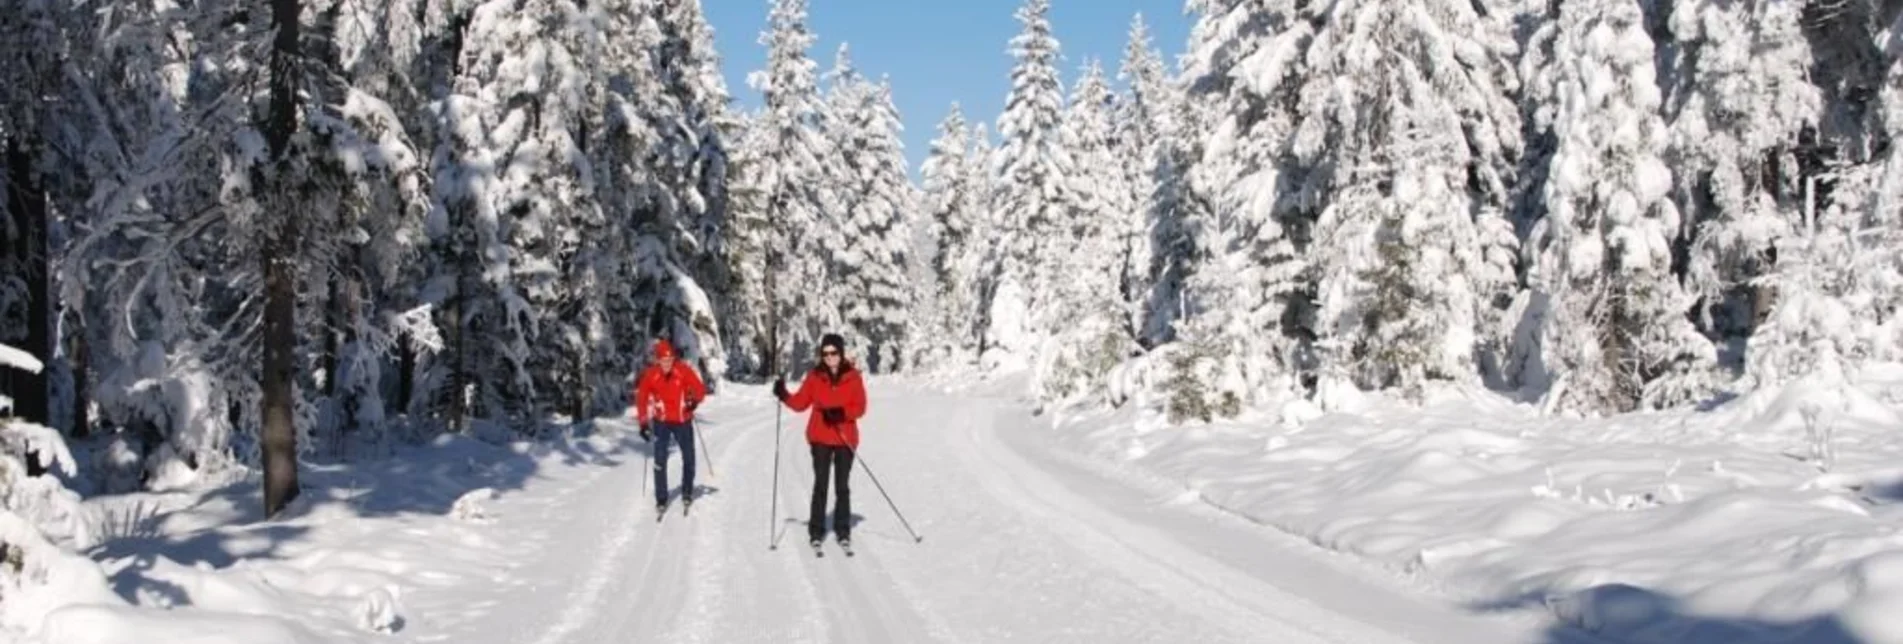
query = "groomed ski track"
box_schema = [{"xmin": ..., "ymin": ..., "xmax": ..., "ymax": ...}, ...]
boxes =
[{"xmin": 419, "ymin": 379, "xmax": 1555, "ymax": 644}]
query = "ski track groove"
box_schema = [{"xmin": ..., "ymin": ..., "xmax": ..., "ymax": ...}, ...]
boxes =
[
  {"xmin": 521, "ymin": 432, "xmax": 657, "ymax": 644},
  {"xmin": 948, "ymin": 389, "xmax": 1435, "ymax": 643}
]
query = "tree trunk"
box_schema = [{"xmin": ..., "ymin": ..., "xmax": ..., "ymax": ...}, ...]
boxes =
[
  {"xmin": 396, "ymin": 330, "xmax": 415, "ymax": 416},
  {"xmin": 342, "ymin": 267, "xmax": 361, "ymax": 442},
  {"xmin": 260, "ymin": 0, "xmax": 303, "ymax": 519},
  {"xmin": 6, "ymin": 137, "xmax": 51, "ymax": 478},
  {"xmin": 449, "ymin": 205, "xmax": 469, "ymax": 433},
  {"xmin": 70, "ymin": 324, "xmax": 89, "ymax": 439},
  {"xmin": 323, "ymin": 266, "xmax": 340, "ymax": 399},
  {"xmin": 5, "ymin": 138, "xmax": 49, "ymax": 429},
  {"xmin": 571, "ymin": 339, "xmax": 587, "ymax": 424}
]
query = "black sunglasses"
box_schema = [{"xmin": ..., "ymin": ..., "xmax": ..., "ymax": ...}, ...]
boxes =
[{"xmin": 820, "ymin": 349, "xmax": 840, "ymax": 356}]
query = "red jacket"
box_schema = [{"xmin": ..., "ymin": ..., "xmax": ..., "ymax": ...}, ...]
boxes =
[
  {"xmin": 782, "ymin": 364, "xmax": 867, "ymax": 448},
  {"xmin": 634, "ymin": 361, "xmax": 706, "ymax": 425}
]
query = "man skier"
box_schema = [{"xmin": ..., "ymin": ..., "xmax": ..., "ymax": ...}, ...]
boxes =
[
  {"xmin": 773, "ymin": 333, "xmax": 867, "ymax": 550},
  {"xmin": 634, "ymin": 338, "xmax": 707, "ymax": 514}
]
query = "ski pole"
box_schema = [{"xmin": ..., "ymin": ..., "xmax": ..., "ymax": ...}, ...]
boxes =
[
  {"xmin": 695, "ymin": 419, "xmax": 715, "ymax": 479},
  {"xmin": 833, "ymin": 425, "xmax": 923, "ymax": 543},
  {"xmin": 769, "ymin": 394, "xmax": 783, "ymax": 550}
]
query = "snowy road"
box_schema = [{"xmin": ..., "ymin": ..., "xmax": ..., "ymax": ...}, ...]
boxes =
[{"xmin": 427, "ymin": 380, "xmax": 1551, "ymax": 643}]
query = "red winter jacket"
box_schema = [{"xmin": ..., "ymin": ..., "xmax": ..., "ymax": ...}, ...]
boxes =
[
  {"xmin": 634, "ymin": 361, "xmax": 706, "ymax": 425},
  {"xmin": 781, "ymin": 364, "xmax": 867, "ymax": 448}
]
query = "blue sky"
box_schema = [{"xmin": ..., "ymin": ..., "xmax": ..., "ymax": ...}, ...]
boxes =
[{"xmin": 702, "ymin": 1, "xmax": 1191, "ymax": 174}]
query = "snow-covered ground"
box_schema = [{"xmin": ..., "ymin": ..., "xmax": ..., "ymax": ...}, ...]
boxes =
[
  {"xmin": 18, "ymin": 367, "xmax": 1903, "ymax": 643},
  {"xmin": 12, "ymin": 379, "xmax": 1555, "ymax": 644},
  {"xmin": 1043, "ymin": 364, "xmax": 1903, "ymax": 644}
]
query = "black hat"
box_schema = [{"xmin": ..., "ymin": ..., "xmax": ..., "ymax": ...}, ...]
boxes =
[{"xmin": 819, "ymin": 333, "xmax": 846, "ymax": 353}]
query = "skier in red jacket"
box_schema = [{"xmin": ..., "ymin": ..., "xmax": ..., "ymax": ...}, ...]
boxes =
[
  {"xmin": 634, "ymin": 339, "xmax": 707, "ymax": 513},
  {"xmin": 773, "ymin": 333, "xmax": 867, "ymax": 549}
]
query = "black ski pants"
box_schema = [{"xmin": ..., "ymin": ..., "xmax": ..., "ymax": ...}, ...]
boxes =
[{"xmin": 809, "ymin": 443, "xmax": 854, "ymax": 540}]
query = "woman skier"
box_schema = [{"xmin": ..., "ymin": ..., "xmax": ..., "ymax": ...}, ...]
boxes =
[{"xmin": 773, "ymin": 333, "xmax": 867, "ymax": 550}]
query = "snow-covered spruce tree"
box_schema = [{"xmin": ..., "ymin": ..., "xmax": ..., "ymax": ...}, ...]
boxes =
[
  {"xmin": 425, "ymin": 0, "xmax": 575, "ymax": 431},
  {"xmin": 1035, "ymin": 60, "xmax": 1135, "ymax": 404},
  {"xmin": 591, "ymin": 0, "xmax": 674, "ymax": 411},
  {"xmin": 1291, "ymin": 0, "xmax": 1523, "ymax": 402},
  {"xmin": 1156, "ymin": 0, "xmax": 1316, "ymax": 420},
  {"xmin": 306, "ymin": 0, "xmax": 433, "ymax": 453},
  {"xmin": 747, "ymin": 0, "xmax": 837, "ymax": 374},
  {"xmin": 1116, "ymin": 14, "xmax": 1179, "ymax": 345},
  {"xmin": 822, "ymin": 48, "xmax": 915, "ymax": 372},
  {"xmin": 1667, "ymin": 0, "xmax": 1820, "ymax": 353},
  {"xmin": 719, "ymin": 109, "xmax": 775, "ymax": 377},
  {"xmin": 965, "ymin": 121, "xmax": 1000, "ymax": 358},
  {"xmin": 985, "ymin": 0, "xmax": 1072, "ymax": 374},
  {"xmin": 1141, "ymin": 63, "xmax": 1202, "ymax": 351},
  {"xmin": 631, "ymin": 0, "xmax": 732, "ymax": 385},
  {"xmin": 1514, "ymin": 0, "xmax": 1717, "ymax": 415},
  {"xmin": 915, "ymin": 105, "xmax": 985, "ymax": 370}
]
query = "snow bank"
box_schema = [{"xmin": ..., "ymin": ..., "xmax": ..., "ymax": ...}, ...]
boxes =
[{"xmin": 1046, "ymin": 365, "xmax": 1903, "ymax": 642}]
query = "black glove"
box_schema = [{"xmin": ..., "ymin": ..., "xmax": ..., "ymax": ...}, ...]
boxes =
[
  {"xmin": 638, "ymin": 422, "xmax": 652, "ymax": 442},
  {"xmin": 772, "ymin": 378, "xmax": 789, "ymax": 401},
  {"xmin": 820, "ymin": 407, "xmax": 847, "ymax": 424},
  {"xmin": 685, "ymin": 398, "xmax": 701, "ymax": 414}
]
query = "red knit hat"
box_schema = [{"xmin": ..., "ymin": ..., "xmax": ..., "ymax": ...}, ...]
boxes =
[{"xmin": 653, "ymin": 339, "xmax": 676, "ymax": 359}]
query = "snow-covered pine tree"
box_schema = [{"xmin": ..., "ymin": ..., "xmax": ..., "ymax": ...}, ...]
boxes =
[
  {"xmin": 856, "ymin": 79, "xmax": 915, "ymax": 371},
  {"xmin": 964, "ymin": 121, "xmax": 1001, "ymax": 359},
  {"xmin": 1289, "ymin": 0, "xmax": 1523, "ymax": 401},
  {"xmin": 915, "ymin": 105, "xmax": 985, "ymax": 370},
  {"xmin": 1158, "ymin": 0, "xmax": 1315, "ymax": 419},
  {"xmin": 425, "ymin": 0, "xmax": 595, "ymax": 430},
  {"xmin": 1116, "ymin": 14, "xmax": 1177, "ymax": 345},
  {"xmin": 636, "ymin": 0, "xmax": 732, "ymax": 382},
  {"xmin": 1668, "ymin": 0, "xmax": 1820, "ymax": 354},
  {"xmin": 1035, "ymin": 60, "xmax": 1133, "ymax": 403},
  {"xmin": 1141, "ymin": 61, "xmax": 1201, "ymax": 351},
  {"xmin": 305, "ymin": 0, "xmax": 434, "ymax": 453},
  {"xmin": 719, "ymin": 109, "xmax": 775, "ymax": 377},
  {"xmin": 589, "ymin": 0, "xmax": 671, "ymax": 404},
  {"xmin": 819, "ymin": 46, "xmax": 866, "ymax": 352},
  {"xmin": 823, "ymin": 47, "xmax": 915, "ymax": 372},
  {"xmin": 748, "ymin": 0, "xmax": 837, "ymax": 374},
  {"xmin": 985, "ymin": 0, "xmax": 1072, "ymax": 373},
  {"xmin": 1515, "ymin": 0, "xmax": 1717, "ymax": 415}
]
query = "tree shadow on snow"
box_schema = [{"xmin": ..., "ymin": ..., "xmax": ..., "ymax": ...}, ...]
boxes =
[
  {"xmin": 86, "ymin": 414, "xmax": 667, "ymax": 603},
  {"xmin": 1469, "ymin": 583, "xmax": 1862, "ymax": 644},
  {"xmin": 1839, "ymin": 479, "xmax": 1903, "ymax": 507}
]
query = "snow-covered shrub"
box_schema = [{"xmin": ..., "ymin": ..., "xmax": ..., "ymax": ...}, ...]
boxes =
[
  {"xmin": 0, "ymin": 343, "xmax": 124, "ymax": 635},
  {"xmin": 1160, "ymin": 342, "xmax": 1242, "ymax": 424},
  {"xmin": 89, "ymin": 340, "xmax": 240, "ymax": 491},
  {"xmin": 1033, "ymin": 312, "xmax": 1137, "ymax": 406}
]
